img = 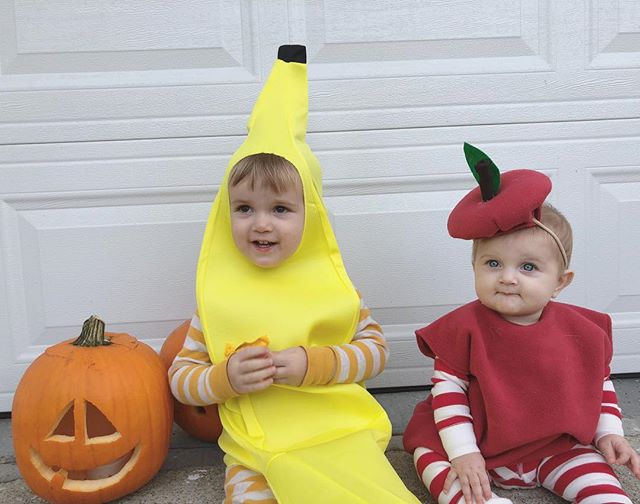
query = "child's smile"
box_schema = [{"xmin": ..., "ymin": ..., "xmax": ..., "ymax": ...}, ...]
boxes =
[{"xmin": 253, "ymin": 239, "xmax": 275, "ymax": 250}]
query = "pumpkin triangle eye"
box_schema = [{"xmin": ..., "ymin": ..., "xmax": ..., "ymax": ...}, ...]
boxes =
[
  {"xmin": 50, "ymin": 401, "xmax": 75, "ymax": 437},
  {"xmin": 85, "ymin": 401, "xmax": 118, "ymax": 438}
]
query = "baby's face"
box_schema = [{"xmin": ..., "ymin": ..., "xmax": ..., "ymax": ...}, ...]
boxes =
[
  {"xmin": 229, "ymin": 178, "xmax": 304, "ymax": 268},
  {"xmin": 472, "ymin": 228, "xmax": 570, "ymax": 325}
]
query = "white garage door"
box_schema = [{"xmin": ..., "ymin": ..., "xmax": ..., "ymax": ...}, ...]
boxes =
[{"xmin": 1, "ymin": 1, "xmax": 640, "ymax": 411}]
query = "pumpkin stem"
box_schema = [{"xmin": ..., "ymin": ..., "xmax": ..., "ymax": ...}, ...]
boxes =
[{"xmin": 72, "ymin": 316, "xmax": 111, "ymax": 346}]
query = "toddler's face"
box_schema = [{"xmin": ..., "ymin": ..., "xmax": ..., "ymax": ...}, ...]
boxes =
[
  {"xmin": 472, "ymin": 228, "xmax": 572, "ymax": 325},
  {"xmin": 229, "ymin": 178, "xmax": 304, "ymax": 268}
]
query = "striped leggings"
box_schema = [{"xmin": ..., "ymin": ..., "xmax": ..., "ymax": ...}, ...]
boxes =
[
  {"xmin": 414, "ymin": 444, "xmax": 631, "ymax": 504},
  {"xmin": 223, "ymin": 464, "xmax": 276, "ymax": 504}
]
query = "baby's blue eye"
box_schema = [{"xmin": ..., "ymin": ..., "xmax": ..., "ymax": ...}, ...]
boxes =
[
  {"xmin": 236, "ymin": 205, "xmax": 251, "ymax": 213},
  {"xmin": 274, "ymin": 206, "xmax": 289, "ymax": 214},
  {"xmin": 487, "ymin": 259, "xmax": 499, "ymax": 268},
  {"xmin": 522, "ymin": 263, "xmax": 536, "ymax": 272}
]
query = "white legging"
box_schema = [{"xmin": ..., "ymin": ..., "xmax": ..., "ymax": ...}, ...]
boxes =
[{"xmin": 414, "ymin": 444, "xmax": 631, "ymax": 504}]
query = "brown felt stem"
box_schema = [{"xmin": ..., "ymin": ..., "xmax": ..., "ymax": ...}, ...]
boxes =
[{"xmin": 476, "ymin": 160, "xmax": 496, "ymax": 201}]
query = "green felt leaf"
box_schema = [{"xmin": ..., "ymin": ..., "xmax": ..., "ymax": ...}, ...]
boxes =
[{"xmin": 463, "ymin": 142, "xmax": 500, "ymax": 195}]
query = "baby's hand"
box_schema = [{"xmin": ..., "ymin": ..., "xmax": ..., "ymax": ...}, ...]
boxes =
[
  {"xmin": 445, "ymin": 452, "xmax": 492, "ymax": 503},
  {"xmin": 227, "ymin": 346, "xmax": 275, "ymax": 395},
  {"xmin": 271, "ymin": 347, "xmax": 307, "ymax": 386},
  {"xmin": 597, "ymin": 434, "xmax": 640, "ymax": 479}
]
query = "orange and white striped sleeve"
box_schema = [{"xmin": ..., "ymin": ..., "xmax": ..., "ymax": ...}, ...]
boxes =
[
  {"xmin": 301, "ymin": 291, "xmax": 389, "ymax": 386},
  {"xmin": 168, "ymin": 311, "xmax": 238, "ymax": 405}
]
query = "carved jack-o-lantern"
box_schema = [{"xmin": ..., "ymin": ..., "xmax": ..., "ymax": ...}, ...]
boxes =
[
  {"xmin": 12, "ymin": 316, "xmax": 173, "ymax": 504},
  {"xmin": 159, "ymin": 320, "xmax": 222, "ymax": 442}
]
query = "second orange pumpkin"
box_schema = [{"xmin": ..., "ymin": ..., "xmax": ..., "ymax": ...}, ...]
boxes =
[{"xmin": 159, "ymin": 320, "xmax": 223, "ymax": 443}]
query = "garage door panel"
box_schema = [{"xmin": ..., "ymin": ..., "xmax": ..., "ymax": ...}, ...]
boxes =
[
  {"xmin": 589, "ymin": 0, "xmax": 640, "ymax": 69},
  {"xmin": 298, "ymin": 0, "xmax": 551, "ymax": 77},
  {"xmin": 2, "ymin": 193, "xmax": 208, "ymax": 358},
  {"xmin": 1, "ymin": 0, "xmax": 257, "ymax": 80},
  {"xmin": 587, "ymin": 168, "xmax": 640, "ymax": 313}
]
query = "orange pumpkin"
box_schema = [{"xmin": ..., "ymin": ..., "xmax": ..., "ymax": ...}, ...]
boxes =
[
  {"xmin": 159, "ymin": 320, "xmax": 222, "ymax": 443},
  {"xmin": 12, "ymin": 316, "xmax": 173, "ymax": 504}
]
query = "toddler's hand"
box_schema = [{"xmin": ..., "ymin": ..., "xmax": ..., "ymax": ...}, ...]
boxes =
[
  {"xmin": 271, "ymin": 347, "xmax": 307, "ymax": 386},
  {"xmin": 597, "ymin": 434, "xmax": 640, "ymax": 479},
  {"xmin": 445, "ymin": 452, "xmax": 492, "ymax": 503},
  {"xmin": 227, "ymin": 346, "xmax": 275, "ymax": 395}
]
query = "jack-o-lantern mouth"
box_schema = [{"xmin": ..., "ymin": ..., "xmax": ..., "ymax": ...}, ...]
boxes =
[
  {"xmin": 25, "ymin": 399, "xmax": 145, "ymax": 491},
  {"xmin": 29, "ymin": 445, "xmax": 141, "ymax": 492}
]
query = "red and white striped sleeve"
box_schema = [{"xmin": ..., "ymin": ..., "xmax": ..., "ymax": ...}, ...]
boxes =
[
  {"xmin": 301, "ymin": 292, "xmax": 389, "ymax": 386},
  {"xmin": 594, "ymin": 378, "xmax": 624, "ymax": 442},
  {"xmin": 168, "ymin": 311, "xmax": 237, "ymax": 406},
  {"xmin": 431, "ymin": 357, "xmax": 480, "ymax": 460}
]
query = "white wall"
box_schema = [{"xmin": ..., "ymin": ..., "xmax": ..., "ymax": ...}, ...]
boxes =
[{"xmin": 1, "ymin": 0, "xmax": 640, "ymax": 410}]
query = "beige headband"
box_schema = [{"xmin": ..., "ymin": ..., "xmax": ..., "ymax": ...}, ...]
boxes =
[{"xmin": 532, "ymin": 217, "xmax": 568, "ymax": 268}]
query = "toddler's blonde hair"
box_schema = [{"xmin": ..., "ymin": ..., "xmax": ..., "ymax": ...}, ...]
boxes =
[{"xmin": 229, "ymin": 153, "xmax": 300, "ymax": 194}]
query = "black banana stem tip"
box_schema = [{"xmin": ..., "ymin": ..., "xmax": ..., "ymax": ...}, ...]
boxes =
[{"xmin": 278, "ymin": 45, "xmax": 306, "ymax": 64}]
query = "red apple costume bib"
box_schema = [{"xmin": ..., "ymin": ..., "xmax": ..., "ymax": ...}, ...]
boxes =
[{"xmin": 403, "ymin": 299, "xmax": 612, "ymax": 468}]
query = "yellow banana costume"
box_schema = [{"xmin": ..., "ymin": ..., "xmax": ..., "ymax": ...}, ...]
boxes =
[{"xmin": 196, "ymin": 45, "xmax": 419, "ymax": 503}]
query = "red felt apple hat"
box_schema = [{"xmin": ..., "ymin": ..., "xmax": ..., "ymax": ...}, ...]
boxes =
[{"xmin": 447, "ymin": 143, "xmax": 568, "ymax": 266}]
